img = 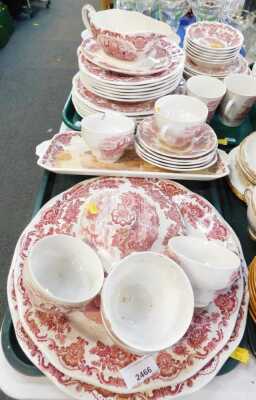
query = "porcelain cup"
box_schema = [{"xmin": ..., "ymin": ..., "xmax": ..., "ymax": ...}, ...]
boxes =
[
  {"xmin": 219, "ymin": 73, "xmax": 256, "ymax": 127},
  {"xmin": 81, "ymin": 112, "xmax": 135, "ymax": 163},
  {"xmin": 82, "ymin": 4, "xmax": 179, "ymax": 62},
  {"xmin": 168, "ymin": 236, "xmax": 241, "ymax": 307},
  {"xmin": 101, "ymin": 251, "xmax": 194, "ymax": 355},
  {"xmin": 154, "ymin": 95, "xmax": 208, "ymax": 149},
  {"xmin": 26, "ymin": 234, "xmax": 104, "ymax": 309},
  {"xmin": 186, "ymin": 75, "xmax": 226, "ymax": 121},
  {"xmin": 244, "ymin": 187, "xmax": 256, "ymax": 241}
]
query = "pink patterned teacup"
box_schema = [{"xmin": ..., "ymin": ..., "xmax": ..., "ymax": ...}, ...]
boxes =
[
  {"xmin": 82, "ymin": 112, "xmax": 135, "ymax": 163},
  {"xmin": 187, "ymin": 76, "xmax": 226, "ymax": 121},
  {"xmin": 82, "ymin": 4, "xmax": 179, "ymax": 62}
]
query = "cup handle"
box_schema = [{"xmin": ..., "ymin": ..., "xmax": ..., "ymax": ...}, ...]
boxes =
[
  {"xmin": 224, "ymin": 99, "xmax": 235, "ymax": 116},
  {"xmin": 82, "ymin": 4, "xmax": 96, "ymax": 33}
]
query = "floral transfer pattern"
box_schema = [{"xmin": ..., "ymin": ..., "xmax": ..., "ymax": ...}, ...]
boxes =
[
  {"xmin": 13, "ymin": 177, "xmax": 245, "ymax": 394},
  {"xmin": 8, "ymin": 261, "xmax": 248, "ymax": 400}
]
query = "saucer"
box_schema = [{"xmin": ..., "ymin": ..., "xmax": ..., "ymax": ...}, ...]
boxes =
[{"xmin": 137, "ymin": 117, "xmax": 218, "ymax": 159}]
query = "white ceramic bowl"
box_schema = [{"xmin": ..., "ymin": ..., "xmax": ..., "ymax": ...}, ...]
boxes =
[
  {"xmin": 81, "ymin": 111, "xmax": 135, "ymax": 163},
  {"xmin": 168, "ymin": 236, "xmax": 241, "ymax": 307},
  {"xmin": 27, "ymin": 234, "xmax": 104, "ymax": 308},
  {"xmin": 101, "ymin": 252, "xmax": 194, "ymax": 354},
  {"xmin": 82, "ymin": 5, "xmax": 179, "ymax": 61},
  {"xmin": 154, "ymin": 95, "xmax": 208, "ymax": 148},
  {"xmin": 186, "ymin": 76, "xmax": 226, "ymax": 121}
]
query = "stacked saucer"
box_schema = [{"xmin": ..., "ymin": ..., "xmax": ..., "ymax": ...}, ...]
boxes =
[
  {"xmin": 184, "ymin": 22, "xmax": 247, "ymax": 79},
  {"xmin": 73, "ymin": 29, "xmax": 184, "ymax": 124},
  {"xmin": 72, "ymin": 73, "xmax": 155, "ymax": 124},
  {"xmin": 136, "ymin": 117, "xmax": 218, "ymax": 172}
]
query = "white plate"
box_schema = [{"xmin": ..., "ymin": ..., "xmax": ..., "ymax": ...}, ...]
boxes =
[{"xmin": 227, "ymin": 147, "xmax": 251, "ymax": 202}]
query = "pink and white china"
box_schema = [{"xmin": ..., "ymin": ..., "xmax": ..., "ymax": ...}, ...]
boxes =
[
  {"xmin": 8, "ymin": 261, "xmax": 248, "ymax": 400},
  {"xmin": 12, "ymin": 177, "xmax": 246, "ymax": 394},
  {"xmin": 219, "ymin": 73, "xmax": 256, "ymax": 127},
  {"xmin": 80, "ymin": 30, "xmax": 184, "ymax": 76},
  {"xmin": 36, "ymin": 131, "xmax": 229, "ymax": 181},
  {"xmin": 168, "ymin": 236, "xmax": 241, "ymax": 307},
  {"xmin": 26, "ymin": 234, "xmax": 104, "ymax": 309},
  {"xmin": 186, "ymin": 76, "xmax": 226, "ymax": 121},
  {"xmin": 154, "ymin": 95, "xmax": 208, "ymax": 147},
  {"xmin": 101, "ymin": 252, "xmax": 194, "ymax": 355},
  {"xmin": 82, "ymin": 5, "xmax": 179, "ymax": 62},
  {"xmin": 137, "ymin": 116, "xmax": 217, "ymax": 159},
  {"xmin": 81, "ymin": 112, "xmax": 135, "ymax": 163}
]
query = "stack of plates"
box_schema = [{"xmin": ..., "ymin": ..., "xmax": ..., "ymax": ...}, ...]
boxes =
[
  {"xmin": 239, "ymin": 132, "xmax": 256, "ymax": 184},
  {"xmin": 72, "ymin": 73, "xmax": 155, "ymax": 124},
  {"xmin": 135, "ymin": 117, "xmax": 218, "ymax": 172},
  {"xmin": 72, "ymin": 31, "xmax": 184, "ymax": 123},
  {"xmin": 184, "ymin": 22, "xmax": 247, "ymax": 79}
]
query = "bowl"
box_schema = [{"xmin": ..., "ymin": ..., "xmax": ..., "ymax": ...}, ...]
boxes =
[
  {"xmin": 82, "ymin": 5, "xmax": 179, "ymax": 61},
  {"xmin": 81, "ymin": 112, "xmax": 135, "ymax": 163},
  {"xmin": 101, "ymin": 251, "xmax": 194, "ymax": 354},
  {"xmin": 154, "ymin": 95, "xmax": 208, "ymax": 148},
  {"xmin": 27, "ymin": 234, "xmax": 104, "ymax": 308},
  {"xmin": 168, "ymin": 236, "xmax": 241, "ymax": 307}
]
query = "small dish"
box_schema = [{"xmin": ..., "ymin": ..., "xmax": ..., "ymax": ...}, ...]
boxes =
[
  {"xmin": 154, "ymin": 95, "xmax": 208, "ymax": 147},
  {"xmin": 101, "ymin": 252, "xmax": 194, "ymax": 355},
  {"xmin": 26, "ymin": 234, "xmax": 104, "ymax": 308},
  {"xmin": 168, "ymin": 236, "xmax": 241, "ymax": 307},
  {"xmin": 81, "ymin": 112, "xmax": 135, "ymax": 163}
]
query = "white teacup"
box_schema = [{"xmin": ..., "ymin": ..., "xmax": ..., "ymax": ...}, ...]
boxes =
[
  {"xmin": 187, "ymin": 76, "xmax": 226, "ymax": 121},
  {"xmin": 154, "ymin": 95, "xmax": 208, "ymax": 149},
  {"xmin": 219, "ymin": 73, "xmax": 256, "ymax": 127},
  {"xmin": 81, "ymin": 112, "xmax": 135, "ymax": 163},
  {"xmin": 26, "ymin": 234, "xmax": 104, "ymax": 309},
  {"xmin": 101, "ymin": 252, "xmax": 194, "ymax": 355},
  {"xmin": 168, "ymin": 236, "xmax": 241, "ymax": 307}
]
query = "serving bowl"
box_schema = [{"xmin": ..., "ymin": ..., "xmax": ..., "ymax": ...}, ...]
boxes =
[
  {"xmin": 26, "ymin": 234, "xmax": 104, "ymax": 308},
  {"xmin": 168, "ymin": 236, "xmax": 241, "ymax": 307},
  {"xmin": 82, "ymin": 5, "xmax": 179, "ymax": 62},
  {"xmin": 154, "ymin": 95, "xmax": 208, "ymax": 148},
  {"xmin": 101, "ymin": 251, "xmax": 194, "ymax": 354},
  {"xmin": 81, "ymin": 111, "xmax": 135, "ymax": 163}
]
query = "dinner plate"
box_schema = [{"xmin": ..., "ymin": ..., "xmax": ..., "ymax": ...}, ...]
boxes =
[
  {"xmin": 80, "ymin": 31, "xmax": 185, "ymax": 76},
  {"xmin": 137, "ymin": 117, "xmax": 218, "ymax": 159},
  {"xmin": 12, "ymin": 177, "xmax": 246, "ymax": 395}
]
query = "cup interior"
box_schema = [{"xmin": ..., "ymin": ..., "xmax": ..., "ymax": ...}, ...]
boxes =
[
  {"xmin": 102, "ymin": 252, "xmax": 194, "ymax": 353},
  {"xmin": 187, "ymin": 75, "xmax": 226, "ymax": 99},
  {"xmin": 224, "ymin": 73, "xmax": 256, "ymax": 97},
  {"xmin": 169, "ymin": 236, "xmax": 240, "ymax": 271},
  {"xmin": 155, "ymin": 94, "xmax": 208, "ymax": 124},
  {"xmin": 28, "ymin": 235, "xmax": 104, "ymax": 304},
  {"xmin": 81, "ymin": 112, "xmax": 135, "ymax": 135}
]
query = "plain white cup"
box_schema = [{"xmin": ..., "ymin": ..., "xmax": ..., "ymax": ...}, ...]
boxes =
[
  {"xmin": 154, "ymin": 95, "xmax": 208, "ymax": 148},
  {"xmin": 186, "ymin": 75, "xmax": 226, "ymax": 121},
  {"xmin": 26, "ymin": 234, "xmax": 104, "ymax": 308},
  {"xmin": 168, "ymin": 236, "xmax": 241, "ymax": 307},
  {"xmin": 82, "ymin": 112, "xmax": 135, "ymax": 163},
  {"xmin": 219, "ymin": 73, "xmax": 256, "ymax": 127},
  {"xmin": 101, "ymin": 251, "xmax": 194, "ymax": 355}
]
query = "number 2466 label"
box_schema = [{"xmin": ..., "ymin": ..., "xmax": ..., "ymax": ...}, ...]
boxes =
[{"xmin": 120, "ymin": 356, "xmax": 159, "ymax": 389}]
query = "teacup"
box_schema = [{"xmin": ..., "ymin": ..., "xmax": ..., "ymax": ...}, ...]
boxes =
[
  {"xmin": 219, "ymin": 73, "xmax": 256, "ymax": 127},
  {"xmin": 186, "ymin": 75, "xmax": 226, "ymax": 121},
  {"xmin": 82, "ymin": 5, "xmax": 179, "ymax": 62},
  {"xmin": 81, "ymin": 112, "xmax": 135, "ymax": 163},
  {"xmin": 101, "ymin": 252, "xmax": 194, "ymax": 355},
  {"xmin": 26, "ymin": 234, "xmax": 104, "ymax": 309},
  {"xmin": 154, "ymin": 95, "xmax": 208, "ymax": 148},
  {"xmin": 168, "ymin": 236, "xmax": 241, "ymax": 307}
]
